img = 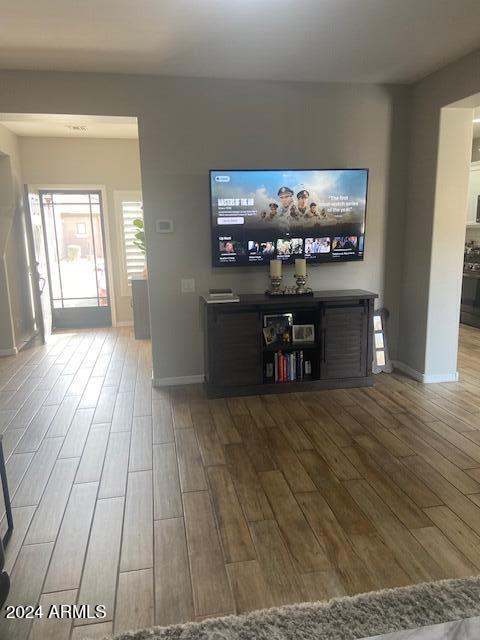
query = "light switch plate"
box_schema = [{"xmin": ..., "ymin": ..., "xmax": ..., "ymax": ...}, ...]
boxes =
[{"xmin": 181, "ymin": 278, "xmax": 195, "ymax": 293}]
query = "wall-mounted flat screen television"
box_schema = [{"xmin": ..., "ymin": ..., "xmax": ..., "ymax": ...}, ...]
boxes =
[{"xmin": 210, "ymin": 169, "xmax": 368, "ymax": 267}]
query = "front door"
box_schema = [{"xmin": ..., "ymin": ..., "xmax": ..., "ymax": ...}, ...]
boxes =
[{"xmin": 39, "ymin": 190, "xmax": 112, "ymax": 329}]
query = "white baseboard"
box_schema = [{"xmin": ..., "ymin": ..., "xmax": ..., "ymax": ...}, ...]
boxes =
[
  {"xmin": 115, "ymin": 320, "xmax": 134, "ymax": 327},
  {"xmin": 393, "ymin": 360, "xmax": 459, "ymax": 384},
  {"xmin": 423, "ymin": 371, "xmax": 459, "ymax": 383},
  {"xmin": 0, "ymin": 346, "xmax": 18, "ymax": 356},
  {"xmin": 152, "ymin": 374, "xmax": 204, "ymax": 387}
]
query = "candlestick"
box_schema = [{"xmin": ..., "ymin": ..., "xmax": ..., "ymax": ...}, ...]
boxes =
[
  {"xmin": 295, "ymin": 258, "xmax": 306, "ymax": 277},
  {"xmin": 294, "ymin": 258, "xmax": 309, "ymax": 294},
  {"xmin": 270, "ymin": 259, "xmax": 282, "ymax": 278},
  {"xmin": 267, "ymin": 259, "xmax": 283, "ymax": 296}
]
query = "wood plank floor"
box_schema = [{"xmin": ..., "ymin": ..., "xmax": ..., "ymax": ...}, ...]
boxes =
[{"xmin": 2, "ymin": 324, "xmax": 480, "ymax": 638}]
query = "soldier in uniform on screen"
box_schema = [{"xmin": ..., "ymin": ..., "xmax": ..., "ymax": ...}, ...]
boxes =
[
  {"xmin": 306, "ymin": 202, "xmax": 317, "ymax": 218},
  {"xmin": 268, "ymin": 202, "xmax": 278, "ymax": 220},
  {"xmin": 277, "ymin": 186, "xmax": 298, "ymax": 219},
  {"xmin": 296, "ymin": 189, "xmax": 309, "ymax": 217},
  {"xmin": 261, "ymin": 202, "xmax": 278, "ymax": 221}
]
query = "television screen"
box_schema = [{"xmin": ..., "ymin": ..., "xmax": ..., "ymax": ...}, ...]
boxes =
[{"xmin": 210, "ymin": 169, "xmax": 368, "ymax": 267}]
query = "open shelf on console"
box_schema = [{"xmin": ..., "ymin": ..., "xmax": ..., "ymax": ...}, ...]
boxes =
[
  {"xmin": 263, "ymin": 347, "xmax": 319, "ymax": 384},
  {"xmin": 263, "ymin": 342, "xmax": 319, "ymax": 351}
]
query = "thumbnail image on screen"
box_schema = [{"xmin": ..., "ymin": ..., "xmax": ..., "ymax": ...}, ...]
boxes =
[
  {"xmin": 247, "ymin": 240, "xmax": 275, "ymax": 262},
  {"xmin": 248, "ymin": 240, "xmax": 275, "ymax": 255},
  {"xmin": 210, "ymin": 169, "xmax": 367, "ymax": 266},
  {"xmin": 305, "ymin": 237, "xmax": 331, "ymax": 255},
  {"xmin": 276, "ymin": 238, "xmax": 303, "ymax": 258},
  {"xmin": 218, "ymin": 237, "xmax": 247, "ymax": 263},
  {"xmin": 332, "ymin": 235, "xmax": 358, "ymax": 258}
]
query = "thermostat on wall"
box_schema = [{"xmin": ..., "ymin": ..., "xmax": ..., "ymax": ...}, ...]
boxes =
[{"xmin": 156, "ymin": 219, "xmax": 174, "ymax": 233}]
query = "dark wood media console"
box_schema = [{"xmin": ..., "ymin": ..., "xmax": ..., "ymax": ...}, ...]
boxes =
[{"xmin": 202, "ymin": 289, "xmax": 378, "ymax": 398}]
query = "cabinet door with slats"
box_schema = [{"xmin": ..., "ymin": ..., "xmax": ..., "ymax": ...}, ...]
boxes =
[
  {"xmin": 320, "ymin": 304, "xmax": 367, "ymax": 379},
  {"xmin": 210, "ymin": 311, "xmax": 262, "ymax": 386}
]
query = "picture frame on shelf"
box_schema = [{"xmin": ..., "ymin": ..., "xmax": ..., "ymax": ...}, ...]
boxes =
[
  {"xmin": 263, "ymin": 326, "xmax": 277, "ymax": 345},
  {"xmin": 263, "ymin": 313, "xmax": 293, "ymax": 344},
  {"xmin": 292, "ymin": 324, "xmax": 315, "ymax": 344}
]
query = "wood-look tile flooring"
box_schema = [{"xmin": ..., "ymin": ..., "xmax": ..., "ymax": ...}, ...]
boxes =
[{"xmin": 2, "ymin": 325, "xmax": 480, "ymax": 638}]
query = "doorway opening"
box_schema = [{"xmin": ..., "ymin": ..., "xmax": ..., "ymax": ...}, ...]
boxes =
[
  {"xmin": 457, "ymin": 108, "xmax": 480, "ymax": 376},
  {"xmin": 461, "ymin": 110, "xmax": 480, "ymax": 330},
  {"xmin": 0, "ymin": 112, "xmax": 145, "ymax": 339}
]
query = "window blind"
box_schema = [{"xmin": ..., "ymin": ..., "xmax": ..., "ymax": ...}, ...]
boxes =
[{"xmin": 121, "ymin": 200, "xmax": 145, "ymax": 282}]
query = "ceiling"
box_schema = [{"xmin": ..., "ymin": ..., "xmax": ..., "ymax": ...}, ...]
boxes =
[
  {"xmin": 0, "ymin": 0, "xmax": 479, "ymax": 84},
  {"xmin": 0, "ymin": 114, "xmax": 138, "ymax": 139}
]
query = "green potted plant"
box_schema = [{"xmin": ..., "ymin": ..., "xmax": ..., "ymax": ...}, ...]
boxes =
[{"xmin": 132, "ymin": 218, "xmax": 147, "ymax": 276}]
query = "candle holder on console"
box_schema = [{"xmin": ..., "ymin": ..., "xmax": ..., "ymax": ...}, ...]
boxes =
[
  {"xmin": 268, "ymin": 275, "xmax": 283, "ymax": 296},
  {"xmin": 266, "ymin": 259, "xmax": 284, "ymax": 296},
  {"xmin": 294, "ymin": 272, "xmax": 309, "ymax": 294},
  {"xmin": 294, "ymin": 258, "xmax": 313, "ymax": 295}
]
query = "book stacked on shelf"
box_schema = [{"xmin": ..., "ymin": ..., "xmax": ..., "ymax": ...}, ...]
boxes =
[{"xmin": 272, "ymin": 350, "xmax": 311, "ymax": 382}]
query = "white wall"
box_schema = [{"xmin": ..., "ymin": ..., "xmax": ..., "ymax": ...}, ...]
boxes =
[
  {"xmin": 18, "ymin": 136, "xmax": 142, "ymax": 324},
  {"xmin": 425, "ymin": 108, "xmax": 472, "ymax": 378},
  {"xmin": 136, "ymin": 81, "xmax": 408, "ymax": 381},
  {"xmin": 0, "ymin": 71, "xmax": 409, "ymax": 380},
  {"xmin": 0, "ymin": 123, "xmax": 34, "ymax": 354}
]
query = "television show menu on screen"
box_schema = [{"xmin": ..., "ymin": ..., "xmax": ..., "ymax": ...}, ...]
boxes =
[{"xmin": 210, "ymin": 169, "xmax": 368, "ymax": 267}]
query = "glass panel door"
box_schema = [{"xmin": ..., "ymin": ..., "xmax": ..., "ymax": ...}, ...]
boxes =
[{"xmin": 39, "ymin": 190, "xmax": 112, "ymax": 328}]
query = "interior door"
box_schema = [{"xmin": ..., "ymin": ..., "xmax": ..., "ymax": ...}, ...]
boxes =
[{"xmin": 24, "ymin": 186, "xmax": 52, "ymax": 343}]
